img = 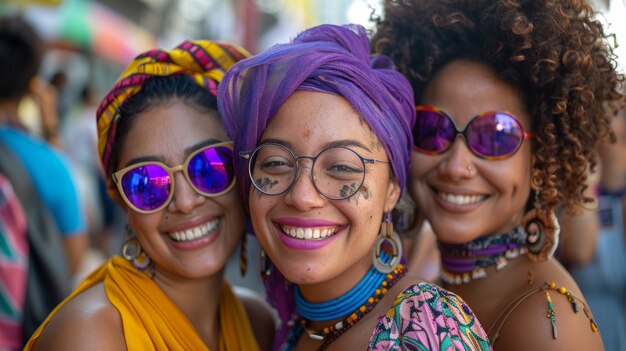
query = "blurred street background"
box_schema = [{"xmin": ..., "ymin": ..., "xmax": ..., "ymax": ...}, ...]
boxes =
[{"xmin": 1, "ymin": 0, "xmax": 384, "ymax": 100}]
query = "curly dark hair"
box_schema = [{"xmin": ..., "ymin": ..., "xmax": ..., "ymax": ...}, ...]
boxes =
[{"xmin": 372, "ymin": 0, "xmax": 624, "ymax": 213}]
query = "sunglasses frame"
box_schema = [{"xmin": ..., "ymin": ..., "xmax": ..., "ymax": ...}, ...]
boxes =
[
  {"xmin": 414, "ymin": 105, "xmax": 534, "ymax": 160},
  {"xmin": 112, "ymin": 141, "xmax": 236, "ymax": 214}
]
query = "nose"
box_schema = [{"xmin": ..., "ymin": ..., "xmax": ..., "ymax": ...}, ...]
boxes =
[
  {"xmin": 436, "ymin": 136, "xmax": 476, "ymax": 180},
  {"xmin": 167, "ymin": 171, "xmax": 205, "ymax": 214},
  {"xmin": 283, "ymin": 158, "xmax": 326, "ymax": 211}
]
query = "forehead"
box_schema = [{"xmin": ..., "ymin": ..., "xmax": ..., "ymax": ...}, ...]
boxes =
[
  {"xmin": 422, "ymin": 60, "xmax": 530, "ymax": 128},
  {"xmin": 261, "ymin": 91, "xmax": 378, "ymax": 153},
  {"xmin": 119, "ymin": 102, "xmax": 226, "ymax": 162}
]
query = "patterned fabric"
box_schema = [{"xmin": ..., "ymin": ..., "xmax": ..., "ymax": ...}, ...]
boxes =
[
  {"xmin": 0, "ymin": 174, "xmax": 28, "ymax": 351},
  {"xmin": 96, "ymin": 40, "xmax": 250, "ymax": 195},
  {"xmin": 368, "ymin": 282, "xmax": 492, "ymax": 351},
  {"xmin": 24, "ymin": 256, "xmax": 260, "ymax": 351}
]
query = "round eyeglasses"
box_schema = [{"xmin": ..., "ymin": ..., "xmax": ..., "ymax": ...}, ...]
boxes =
[{"xmin": 239, "ymin": 143, "xmax": 389, "ymax": 200}]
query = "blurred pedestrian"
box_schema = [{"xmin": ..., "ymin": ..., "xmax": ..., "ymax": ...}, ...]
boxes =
[{"xmin": 0, "ymin": 14, "xmax": 87, "ymax": 346}]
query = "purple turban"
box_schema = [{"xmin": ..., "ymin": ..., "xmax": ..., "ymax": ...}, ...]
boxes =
[{"xmin": 218, "ymin": 23, "xmax": 415, "ymax": 211}]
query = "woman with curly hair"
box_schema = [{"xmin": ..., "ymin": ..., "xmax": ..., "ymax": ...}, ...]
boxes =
[{"xmin": 373, "ymin": 0, "xmax": 624, "ymax": 349}]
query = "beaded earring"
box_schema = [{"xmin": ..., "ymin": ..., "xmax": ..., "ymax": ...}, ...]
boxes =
[
  {"xmin": 372, "ymin": 212, "xmax": 402, "ymax": 273},
  {"xmin": 121, "ymin": 224, "xmax": 155, "ymax": 278},
  {"xmin": 239, "ymin": 234, "xmax": 248, "ymax": 276},
  {"xmin": 523, "ymin": 179, "xmax": 560, "ymax": 262},
  {"xmin": 260, "ymin": 249, "xmax": 272, "ymax": 277}
]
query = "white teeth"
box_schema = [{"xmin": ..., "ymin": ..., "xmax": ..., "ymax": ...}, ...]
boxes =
[
  {"xmin": 439, "ymin": 192, "xmax": 485, "ymax": 205},
  {"xmin": 281, "ymin": 225, "xmax": 337, "ymax": 240},
  {"xmin": 168, "ymin": 218, "xmax": 219, "ymax": 242}
]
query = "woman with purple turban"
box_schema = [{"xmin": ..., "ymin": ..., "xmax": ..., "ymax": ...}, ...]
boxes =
[{"xmin": 219, "ymin": 23, "xmax": 491, "ymax": 350}]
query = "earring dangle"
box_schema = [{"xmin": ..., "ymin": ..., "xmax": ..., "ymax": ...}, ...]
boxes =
[
  {"xmin": 239, "ymin": 234, "xmax": 248, "ymax": 276},
  {"xmin": 372, "ymin": 212, "xmax": 403, "ymax": 273},
  {"xmin": 523, "ymin": 187, "xmax": 560, "ymax": 262},
  {"xmin": 122, "ymin": 224, "xmax": 155, "ymax": 278},
  {"xmin": 260, "ymin": 249, "xmax": 272, "ymax": 277}
]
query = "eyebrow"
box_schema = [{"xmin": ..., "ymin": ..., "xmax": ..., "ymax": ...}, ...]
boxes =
[
  {"xmin": 260, "ymin": 138, "xmax": 373, "ymax": 154},
  {"xmin": 123, "ymin": 138, "xmax": 225, "ymax": 168}
]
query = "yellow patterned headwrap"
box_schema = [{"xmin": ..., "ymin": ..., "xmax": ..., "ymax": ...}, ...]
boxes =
[{"xmin": 96, "ymin": 40, "xmax": 250, "ymax": 179}]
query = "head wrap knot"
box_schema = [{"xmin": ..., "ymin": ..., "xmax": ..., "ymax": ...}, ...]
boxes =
[
  {"xmin": 218, "ymin": 24, "xmax": 416, "ymax": 212},
  {"xmin": 96, "ymin": 40, "xmax": 250, "ymax": 174}
]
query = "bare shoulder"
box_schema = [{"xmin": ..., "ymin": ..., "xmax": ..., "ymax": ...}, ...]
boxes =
[
  {"xmin": 234, "ymin": 285, "xmax": 276, "ymax": 351},
  {"xmin": 387, "ymin": 270, "xmax": 427, "ymax": 298},
  {"xmin": 32, "ymin": 282, "xmax": 126, "ymax": 351},
  {"xmin": 494, "ymin": 259, "xmax": 604, "ymax": 351}
]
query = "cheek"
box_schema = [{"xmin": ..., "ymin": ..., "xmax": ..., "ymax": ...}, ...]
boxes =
[
  {"xmin": 248, "ymin": 192, "xmax": 276, "ymax": 228},
  {"xmin": 128, "ymin": 212, "xmax": 163, "ymax": 247},
  {"xmin": 409, "ymin": 153, "xmax": 436, "ymax": 179},
  {"xmin": 483, "ymin": 155, "xmax": 532, "ymax": 197}
]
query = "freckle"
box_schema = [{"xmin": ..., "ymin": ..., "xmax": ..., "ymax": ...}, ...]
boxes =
[{"xmin": 302, "ymin": 129, "xmax": 311, "ymax": 141}]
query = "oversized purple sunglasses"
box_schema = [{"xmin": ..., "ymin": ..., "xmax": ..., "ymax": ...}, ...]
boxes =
[
  {"xmin": 112, "ymin": 142, "xmax": 236, "ymax": 214},
  {"xmin": 414, "ymin": 106, "xmax": 533, "ymax": 160}
]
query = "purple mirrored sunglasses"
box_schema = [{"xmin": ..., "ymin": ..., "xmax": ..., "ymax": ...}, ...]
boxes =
[{"xmin": 112, "ymin": 142, "xmax": 235, "ymax": 213}]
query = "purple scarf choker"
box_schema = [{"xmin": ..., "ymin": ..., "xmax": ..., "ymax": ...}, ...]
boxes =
[{"xmin": 439, "ymin": 226, "xmax": 528, "ymax": 285}]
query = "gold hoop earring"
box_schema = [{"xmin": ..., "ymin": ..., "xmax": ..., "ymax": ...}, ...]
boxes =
[{"xmin": 122, "ymin": 224, "xmax": 155, "ymax": 278}]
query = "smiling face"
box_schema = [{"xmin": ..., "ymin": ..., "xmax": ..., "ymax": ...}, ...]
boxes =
[
  {"xmin": 248, "ymin": 91, "xmax": 400, "ymax": 291},
  {"xmin": 409, "ymin": 60, "xmax": 533, "ymax": 244},
  {"xmin": 117, "ymin": 101, "xmax": 244, "ymax": 280}
]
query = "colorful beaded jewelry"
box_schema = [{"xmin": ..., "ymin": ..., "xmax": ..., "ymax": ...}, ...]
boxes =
[
  {"xmin": 542, "ymin": 281, "xmax": 599, "ymax": 337},
  {"xmin": 489, "ymin": 280, "xmax": 598, "ymax": 344},
  {"xmin": 300, "ymin": 264, "xmax": 406, "ymax": 350},
  {"xmin": 439, "ymin": 225, "xmax": 528, "ymax": 284},
  {"xmin": 296, "ymin": 264, "xmax": 386, "ymax": 321},
  {"xmin": 295, "ymin": 251, "xmax": 393, "ymax": 321},
  {"xmin": 544, "ymin": 291, "xmax": 557, "ymax": 338}
]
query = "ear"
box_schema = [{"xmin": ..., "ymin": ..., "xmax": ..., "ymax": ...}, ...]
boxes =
[{"xmin": 383, "ymin": 178, "xmax": 401, "ymax": 213}]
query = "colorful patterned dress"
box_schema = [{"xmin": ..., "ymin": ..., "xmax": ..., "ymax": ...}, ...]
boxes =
[{"xmin": 369, "ymin": 282, "xmax": 492, "ymax": 351}]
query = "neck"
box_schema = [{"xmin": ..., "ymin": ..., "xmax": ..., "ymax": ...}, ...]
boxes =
[
  {"xmin": 154, "ymin": 268, "xmax": 225, "ymax": 344},
  {"xmin": 0, "ymin": 100, "xmax": 20, "ymax": 124},
  {"xmin": 292, "ymin": 257, "xmax": 406, "ymax": 344},
  {"xmin": 438, "ymin": 226, "xmax": 528, "ymax": 285},
  {"xmin": 295, "ymin": 259, "xmax": 383, "ymax": 321}
]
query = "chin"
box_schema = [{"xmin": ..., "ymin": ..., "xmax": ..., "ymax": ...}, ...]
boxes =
[{"xmin": 430, "ymin": 224, "xmax": 482, "ymax": 244}]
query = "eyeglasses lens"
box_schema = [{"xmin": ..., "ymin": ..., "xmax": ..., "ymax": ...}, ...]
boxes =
[
  {"xmin": 121, "ymin": 164, "xmax": 171, "ymax": 211},
  {"xmin": 188, "ymin": 146, "xmax": 235, "ymax": 194},
  {"xmin": 465, "ymin": 113, "xmax": 524, "ymax": 157},
  {"xmin": 414, "ymin": 110, "xmax": 455, "ymax": 153}
]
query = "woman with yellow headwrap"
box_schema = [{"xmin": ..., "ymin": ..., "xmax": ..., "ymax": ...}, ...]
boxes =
[{"xmin": 24, "ymin": 40, "xmax": 274, "ymax": 351}]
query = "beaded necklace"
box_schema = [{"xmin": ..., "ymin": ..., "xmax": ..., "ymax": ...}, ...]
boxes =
[
  {"xmin": 288, "ymin": 264, "xmax": 406, "ymax": 350},
  {"xmin": 439, "ymin": 225, "xmax": 528, "ymax": 285}
]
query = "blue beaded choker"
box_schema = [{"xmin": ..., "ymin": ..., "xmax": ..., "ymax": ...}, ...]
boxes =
[{"xmin": 294, "ymin": 252, "xmax": 390, "ymax": 321}]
